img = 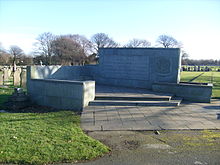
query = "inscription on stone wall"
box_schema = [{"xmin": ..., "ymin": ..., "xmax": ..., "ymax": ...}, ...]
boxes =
[{"xmin": 101, "ymin": 55, "xmax": 149, "ymax": 80}]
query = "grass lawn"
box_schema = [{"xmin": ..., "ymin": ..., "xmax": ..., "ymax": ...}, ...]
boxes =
[
  {"xmin": 0, "ymin": 86, "xmax": 109, "ymax": 165},
  {"xmin": 180, "ymin": 71, "xmax": 220, "ymax": 98},
  {"xmin": 0, "ymin": 86, "xmax": 14, "ymax": 109}
]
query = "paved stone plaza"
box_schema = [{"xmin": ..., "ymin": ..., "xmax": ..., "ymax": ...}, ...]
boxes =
[{"xmin": 81, "ymin": 85, "xmax": 220, "ymax": 131}]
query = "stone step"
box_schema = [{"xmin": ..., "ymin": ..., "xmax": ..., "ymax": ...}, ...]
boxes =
[
  {"xmin": 95, "ymin": 95, "xmax": 172, "ymax": 101},
  {"xmin": 89, "ymin": 99, "xmax": 182, "ymax": 107}
]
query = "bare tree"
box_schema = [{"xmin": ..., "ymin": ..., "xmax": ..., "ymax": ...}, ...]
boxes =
[
  {"xmin": 18, "ymin": 55, "xmax": 33, "ymax": 65},
  {"xmin": 182, "ymin": 51, "xmax": 189, "ymax": 59},
  {"xmin": 52, "ymin": 36, "xmax": 86, "ymax": 65},
  {"xmin": 125, "ymin": 38, "xmax": 151, "ymax": 48},
  {"xmin": 0, "ymin": 43, "xmax": 12, "ymax": 65},
  {"xmin": 9, "ymin": 45, "xmax": 24, "ymax": 71},
  {"xmin": 34, "ymin": 32, "xmax": 55, "ymax": 65},
  {"xmin": 0, "ymin": 53, "xmax": 12, "ymax": 65},
  {"xmin": 181, "ymin": 50, "xmax": 189, "ymax": 65},
  {"xmin": 156, "ymin": 35, "xmax": 181, "ymax": 48},
  {"xmin": 91, "ymin": 33, "xmax": 119, "ymax": 51},
  {"xmin": 64, "ymin": 34, "xmax": 94, "ymax": 56}
]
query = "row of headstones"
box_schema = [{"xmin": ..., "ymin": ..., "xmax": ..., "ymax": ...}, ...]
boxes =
[
  {"xmin": 181, "ymin": 66, "xmax": 216, "ymax": 72},
  {"xmin": 0, "ymin": 67, "xmax": 26, "ymax": 88}
]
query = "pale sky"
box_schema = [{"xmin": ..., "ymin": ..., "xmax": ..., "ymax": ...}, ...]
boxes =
[{"xmin": 0, "ymin": 0, "xmax": 220, "ymax": 59}]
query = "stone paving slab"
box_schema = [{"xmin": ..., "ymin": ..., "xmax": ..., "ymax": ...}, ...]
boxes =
[
  {"xmin": 81, "ymin": 85, "xmax": 220, "ymax": 131},
  {"xmin": 81, "ymin": 99, "xmax": 220, "ymax": 131}
]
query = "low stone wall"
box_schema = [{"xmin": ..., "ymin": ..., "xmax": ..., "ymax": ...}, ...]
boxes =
[
  {"xmin": 27, "ymin": 66, "xmax": 95, "ymax": 111},
  {"xmin": 152, "ymin": 82, "xmax": 213, "ymax": 103},
  {"xmin": 27, "ymin": 79, "xmax": 95, "ymax": 111},
  {"xmin": 28, "ymin": 65, "xmax": 96, "ymax": 80}
]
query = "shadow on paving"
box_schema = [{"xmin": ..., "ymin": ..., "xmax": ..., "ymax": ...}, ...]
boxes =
[{"xmin": 81, "ymin": 99, "xmax": 220, "ymax": 131}]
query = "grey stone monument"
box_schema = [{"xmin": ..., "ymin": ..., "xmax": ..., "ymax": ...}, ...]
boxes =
[
  {"xmin": 13, "ymin": 70, "xmax": 21, "ymax": 86},
  {"xmin": 97, "ymin": 48, "xmax": 181, "ymax": 89},
  {"xmin": 20, "ymin": 70, "xmax": 27, "ymax": 88}
]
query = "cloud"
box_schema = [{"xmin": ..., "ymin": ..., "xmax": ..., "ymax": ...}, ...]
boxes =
[{"xmin": 0, "ymin": 33, "xmax": 37, "ymax": 54}]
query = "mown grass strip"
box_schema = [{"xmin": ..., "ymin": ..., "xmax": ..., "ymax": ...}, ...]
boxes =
[
  {"xmin": 188, "ymin": 72, "xmax": 204, "ymax": 82},
  {"xmin": 0, "ymin": 111, "xmax": 109, "ymax": 165},
  {"xmin": 0, "ymin": 84, "xmax": 109, "ymax": 165},
  {"xmin": 180, "ymin": 71, "xmax": 220, "ymax": 98},
  {"xmin": 0, "ymin": 86, "xmax": 14, "ymax": 109}
]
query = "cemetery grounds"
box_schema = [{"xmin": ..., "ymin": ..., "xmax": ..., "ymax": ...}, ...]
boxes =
[
  {"xmin": 0, "ymin": 77, "xmax": 109, "ymax": 164},
  {"xmin": 180, "ymin": 70, "xmax": 220, "ymax": 98},
  {"xmin": 0, "ymin": 69, "xmax": 220, "ymax": 164}
]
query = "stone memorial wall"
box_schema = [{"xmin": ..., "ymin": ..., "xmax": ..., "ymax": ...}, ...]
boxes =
[{"xmin": 97, "ymin": 48, "xmax": 181, "ymax": 89}]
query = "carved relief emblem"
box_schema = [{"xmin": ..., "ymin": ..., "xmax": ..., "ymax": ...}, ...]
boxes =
[{"xmin": 156, "ymin": 57, "xmax": 171, "ymax": 75}]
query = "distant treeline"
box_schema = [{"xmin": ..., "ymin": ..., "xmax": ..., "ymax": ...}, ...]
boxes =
[{"xmin": 182, "ymin": 59, "xmax": 220, "ymax": 66}]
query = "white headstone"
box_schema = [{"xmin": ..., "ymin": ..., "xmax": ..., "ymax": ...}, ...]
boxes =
[
  {"xmin": 3, "ymin": 68, "xmax": 9, "ymax": 82},
  {"xmin": 13, "ymin": 70, "xmax": 21, "ymax": 86}
]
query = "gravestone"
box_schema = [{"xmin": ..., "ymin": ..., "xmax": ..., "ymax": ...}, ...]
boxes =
[
  {"xmin": 3, "ymin": 69, "xmax": 9, "ymax": 82},
  {"xmin": 182, "ymin": 67, "xmax": 187, "ymax": 71},
  {"xmin": 8, "ymin": 68, "xmax": 12, "ymax": 77},
  {"xmin": 0, "ymin": 73, "xmax": 3, "ymax": 85},
  {"xmin": 194, "ymin": 66, "xmax": 197, "ymax": 71},
  {"xmin": 13, "ymin": 70, "xmax": 21, "ymax": 86},
  {"xmin": 17, "ymin": 67, "xmax": 22, "ymax": 74},
  {"xmin": 20, "ymin": 70, "xmax": 27, "ymax": 88},
  {"xmin": 205, "ymin": 66, "xmax": 210, "ymax": 71}
]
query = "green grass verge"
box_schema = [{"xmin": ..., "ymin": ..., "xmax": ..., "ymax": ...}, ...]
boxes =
[
  {"xmin": 159, "ymin": 130, "xmax": 220, "ymax": 150},
  {"xmin": 0, "ymin": 86, "xmax": 14, "ymax": 109},
  {"xmin": 0, "ymin": 111, "xmax": 109, "ymax": 164},
  {"xmin": 180, "ymin": 71, "xmax": 220, "ymax": 98},
  {"xmin": 0, "ymin": 84, "xmax": 109, "ymax": 165}
]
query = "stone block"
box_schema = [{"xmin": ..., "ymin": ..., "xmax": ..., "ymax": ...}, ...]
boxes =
[
  {"xmin": 44, "ymin": 96, "xmax": 62, "ymax": 109},
  {"xmin": 83, "ymin": 81, "xmax": 95, "ymax": 106},
  {"xmin": 59, "ymin": 83, "xmax": 82, "ymax": 98},
  {"xmin": 60, "ymin": 97, "xmax": 82, "ymax": 110}
]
